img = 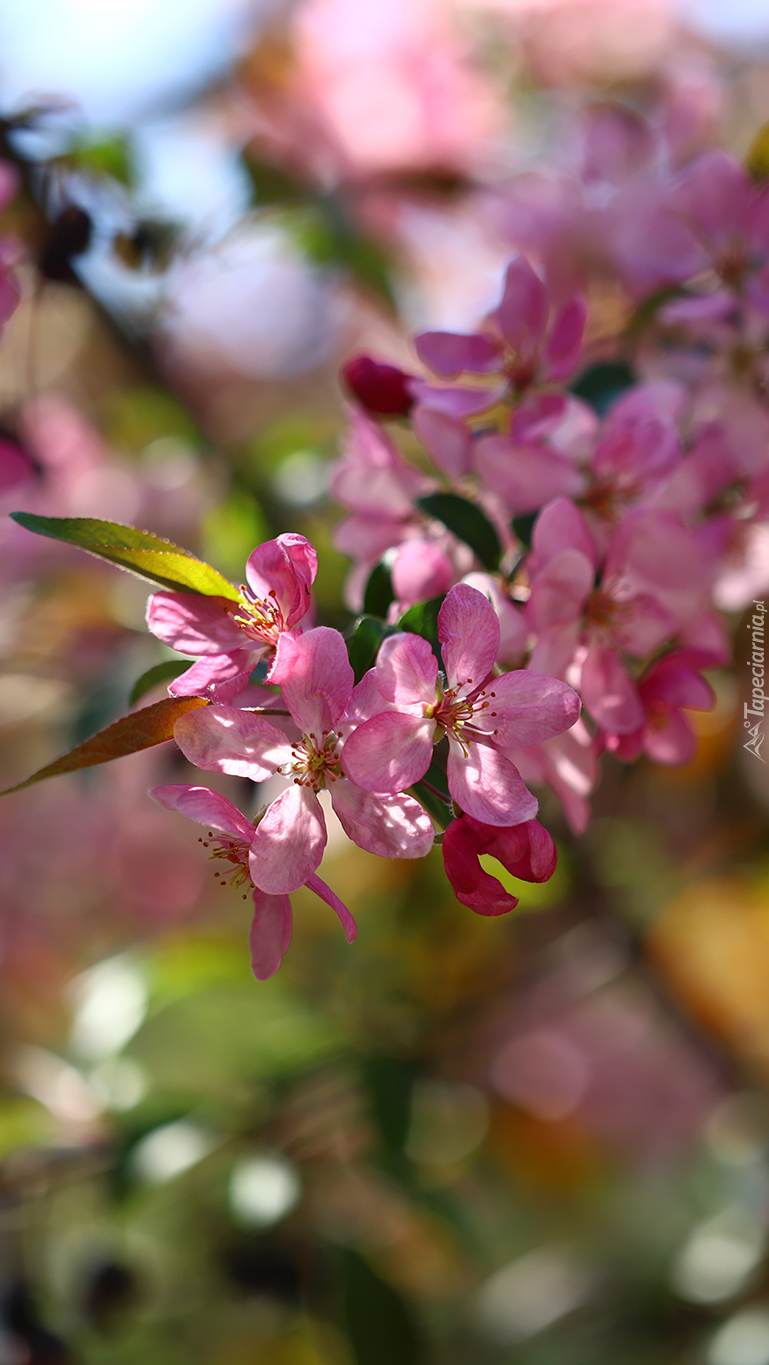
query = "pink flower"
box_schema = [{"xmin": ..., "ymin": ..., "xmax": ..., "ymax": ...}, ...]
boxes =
[
  {"xmin": 526, "ymin": 498, "xmax": 706, "ymax": 733},
  {"xmin": 146, "ymin": 533, "xmax": 317, "ymax": 703},
  {"xmin": 506, "ymin": 719, "xmax": 599, "ymax": 836},
  {"xmin": 171, "ymin": 626, "xmax": 434, "ymax": 894},
  {"xmin": 415, "ymin": 255, "xmax": 587, "ymax": 399},
  {"xmin": 149, "ymin": 784, "xmax": 355, "ymax": 978},
  {"xmin": 343, "ymin": 583, "xmax": 580, "ymax": 825},
  {"xmin": 442, "ymin": 813, "xmax": 556, "ymax": 916},
  {"xmin": 604, "ymin": 649, "xmax": 716, "ymax": 765}
]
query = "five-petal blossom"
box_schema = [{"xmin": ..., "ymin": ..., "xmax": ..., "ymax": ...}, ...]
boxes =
[
  {"xmin": 342, "ymin": 583, "xmax": 580, "ymax": 826},
  {"xmin": 171, "ymin": 625, "xmax": 435, "ymax": 896}
]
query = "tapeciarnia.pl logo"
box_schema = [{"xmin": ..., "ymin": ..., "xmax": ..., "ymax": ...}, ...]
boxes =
[{"xmin": 744, "ymin": 600, "xmax": 767, "ymax": 762}]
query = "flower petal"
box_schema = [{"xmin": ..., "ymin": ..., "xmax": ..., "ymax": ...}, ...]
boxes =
[
  {"xmin": 245, "ymin": 533, "xmax": 317, "ymax": 628},
  {"xmin": 330, "ymin": 781, "xmax": 434, "ymax": 858},
  {"xmin": 375, "ymin": 632, "xmax": 438, "ymax": 706},
  {"xmin": 249, "ymin": 889, "xmax": 293, "ymax": 980},
  {"xmin": 146, "ymin": 592, "xmax": 243, "ymax": 655},
  {"xmin": 410, "ymin": 381, "xmax": 509, "ymax": 419},
  {"xmin": 391, "ymin": 540, "xmax": 454, "ymax": 608},
  {"xmin": 495, "ymin": 256, "xmax": 548, "ymax": 353},
  {"xmin": 414, "ymin": 330, "xmax": 500, "ymax": 376},
  {"xmin": 270, "ymin": 627, "xmax": 354, "ymax": 735},
  {"xmin": 149, "ymin": 784, "xmax": 254, "ymax": 841},
  {"xmin": 581, "ymin": 644, "xmax": 643, "ymax": 733},
  {"xmin": 174, "ymin": 704, "xmax": 288, "ymax": 780},
  {"xmin": 475, "ymin": 436, "xmax": 583, "ymax": 515},
  {"xmin": 447, "ymin": 741, "xmax": 538, "ymax": 826},
  {"xmin": 342, "ymin": 711, "xmax": 435, "ymax": 793},
  {"xmin": 438, "ymin": 583, "xmax": 500, "ymax": 692},
  {"xmin": 249, "ymin": 785, "xmax": 326, "ymax": 894},
  {"xmin": 442, "ymin": 815, "xmax": 520, "ymax": 916},
  {"xmin": 306, "ymin": 872, "xmax": 357, "ymax": 943},
  {"xmin": 477, "ymin": 670, "xmax": 581, "ymax": 747},
  {"xmin": 543, "ymin": 296, "xmax": 587, "ymax": 380},
  {"xmin": 413, "ymin": 407, "xmax": 474, "ymax": 480},
  {"xmin": 168, "ymin": 650, "xmax": 256, "ymax": 704}
]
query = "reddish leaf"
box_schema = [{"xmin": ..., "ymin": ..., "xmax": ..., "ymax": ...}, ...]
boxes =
[{"xmin": 1, "ymin": 696, "xmax": 209, "ymax": 795}]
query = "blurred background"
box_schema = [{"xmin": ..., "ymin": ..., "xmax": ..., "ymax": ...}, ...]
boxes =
[{"xmin": 0, "ymin": 0, "xmax": 768, "ymax": 1362}]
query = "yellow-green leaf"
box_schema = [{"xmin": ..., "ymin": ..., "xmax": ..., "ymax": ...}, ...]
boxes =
[
  {"xmin": 1, "ymin": 696, "xmax": 209, "ymax": 796},
  {"xmin": 9, "ymin": 513, "xmax": 239, "ymax": 599},
  {"xmin": 747, "ymin": 120, "xmax": 769, "ymax": 182}
]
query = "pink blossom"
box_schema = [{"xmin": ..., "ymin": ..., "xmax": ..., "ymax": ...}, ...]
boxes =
[
  {"xmin": 149, "ymin": 783, "xmax": 355, "ymax": 978},
  {"xmin": 526, "ymin": 498, "xmax": 706, "ymax": 732},
  {"xmin": 146, "ymin": 533, "xmax": 317, "ymax": 703},
  {"xmin": 171, "ymin": 626, "xmax": 434, "ymax": 894},
  {"xmin": 460, "ymin": 571, "xmax": 528, "ymax": 664},
  {"xmin": 343, "ymin": 583, "xmax": 580, "ymax": 825},
  {"xmin": 442, "ymin": 812, "xmax": 556, "ymax": 916},
  {"xmin": 415, "ymin": 255, "xmax": 587, "ymax": 400},
  {"xmin": 507, "ymin": 719, "xmax": 599, "ymax": 835},
  {"xmin": 604, "ymin": 649, "xmax": 716, "ymax": 765}
]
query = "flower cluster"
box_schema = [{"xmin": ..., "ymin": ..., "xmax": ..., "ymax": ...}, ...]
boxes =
[
  {"xmin": 147, "ymin": 538, "xmax": 579, "ymax": 977},
  {"xmin": 13, "ymin": 100, "xmax": 769, "ymax": 987},
  {"xmin": 331, "ymin": 122, "xmax": 769, "ymax": 858},
  {"xmin": 147, "ymin": 116, "xmax": 769, "ymax": 975}
]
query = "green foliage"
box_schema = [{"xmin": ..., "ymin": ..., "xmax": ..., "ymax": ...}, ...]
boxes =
[
  {"xmin": 417, "ymin": 492, "xmax": 502, "ymax": 571},
  {"xmin": 747, "ymin": 120, "xmax": 769, "ymax": 181},
  {"xmin": 104, "ymin": 386, "xmax": 200, "ymax": 449},
  {"xmin": 362, "ymin": 561, "xmax": 395, "ymax": 618},
  {"xmin": 202, "ymin": 488, "xmax": 270, "ymax": 580},
  {"xmin": 512, "ymin": 511, "xmax": 538, "ymax": 550},
  {"xmin": 129, "ymin": 660, "xmax": 192, "ymax": 706},
  {"xmin": 0, "ymin": 696, "xmax": 208, "ymax": 795},
  {"xmin": 10, "ymin": 513, "xmax": 239, "ymax": 598},
  {"xmin": 58, "ymin": 132, "xmax": 134, "ymax": 185},
  {"xmin": 570, "ymin": 360, "xmax": 636, "ymax": 415},
  {"xmin": 342, "ymin": 1249, "xmax": 424, "ymax": 1365},
  {"xmin": 347, "ymin": 615, "xmax": 400, "ymax": 683},
  {"xmin": 397, "ymin": 595, "xmax": 445, "ymax": 663}
]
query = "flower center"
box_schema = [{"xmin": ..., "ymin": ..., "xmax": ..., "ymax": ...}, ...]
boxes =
[
  {"xmin": 282, "ymin": 730, "xmax": 343, "ymax": 790},
  {"xmin": 430, "ymin": 683, "xmax": 498, "ymax": 756},
  {"xmin": 198, "ymin": 831, "xmax": 253, "ymax": 899},
  {"xmin": 228, "ymin": 586, "xmax": 286, "ymax": 646},
  {"xmin": 583, "ymin": 589, "xmax": 618, "ymax": 630}
]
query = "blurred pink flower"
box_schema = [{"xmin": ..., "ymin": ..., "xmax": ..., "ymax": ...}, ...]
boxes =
[{"xmin": 292, "ymin": 0, "xmax": 502, "ymax": 175}]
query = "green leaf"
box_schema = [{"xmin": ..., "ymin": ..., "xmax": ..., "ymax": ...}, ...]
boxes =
[
  {"xmin": 747, "ymin": 120, "xmax": 769, "ymax": 182},
  {"xmin": 129, "ymin": 661, "xmax": 192, "ymax": 707},
  {"xmin": 416, "ymin": 492, "xmax": 501, "ymax": 571},
  {"xmin": 1, "ymin": 696, "xmax": 209, "ymax": 796},
  {"xmin": 408, "ymin": 780, "xmax": 452, "ymax": 830},
  {"xmin": 362, "ymin": 561, "xmax": 395, "ymax": 618},
  {"xmin": 347, "ymin": 616, "xmax": 399, "ymax": 684},
  {"xmin": 360, "ymin": 1054, "xmax": 416, "ymax": 1163},
  {"xmin": 512, "ymin": 511, "xmax": 537, "ymax": 550},
  {"xmin": 397, "ymin": 596, "xmax": 445, "ymax": 664},
  {"xmin": 9, "ymin": 514, "xmax": 239, "ymax": 599},
  {"xmin": 342, "ymin": 1249, "xmax": 424, "ymax": 1365},
  {"xmin": 570, "ymin": 360, "xmax": 635, "ymax": 415}
]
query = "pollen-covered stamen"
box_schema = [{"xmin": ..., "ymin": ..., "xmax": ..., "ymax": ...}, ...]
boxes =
[
  {"xmin": 431, "ymin": 682, "xmax": 499, "ymax": 756},
  {"xmin": 228, "ymin": 585, "xmax": 287, "ymax": 646},
  {"xmin": 280, "ymin": 729, "xmax": 344, "ymax": 790},
  {"xmin": 198, "ymin": 830, "xmax": 253, "ymax": 900}
]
